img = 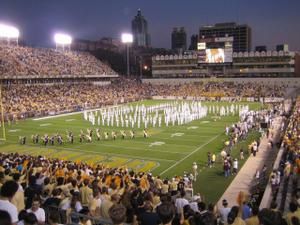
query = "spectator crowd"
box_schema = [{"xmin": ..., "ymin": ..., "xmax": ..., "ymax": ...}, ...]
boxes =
[
  {"xmin": 0, "ymin": 45, "xmax": 116, "ymax": 76},
  {"xmin": 0, "ymin": 147, "xmax": 300, "ymax": 225},
  {"xmin": 3, "ymin": 79, "xmax": 286, "ymax": 120}
]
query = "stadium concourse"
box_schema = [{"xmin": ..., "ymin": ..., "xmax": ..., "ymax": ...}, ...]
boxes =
[{"xmin": 0, "ymin": 44, "xmax": 299, "ymax": 225}]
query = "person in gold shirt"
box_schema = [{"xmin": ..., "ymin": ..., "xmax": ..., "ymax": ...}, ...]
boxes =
[
  {"xmin": 11, "ymin": 173, "xmax": 25, "ymax": 212},
  {"xmin": 80, "ymin": 179, "xmax": 93, "ymax": 207},
  {"xmin": 89, "ymin": 189, "xmax": 101, "ymax": 217}
]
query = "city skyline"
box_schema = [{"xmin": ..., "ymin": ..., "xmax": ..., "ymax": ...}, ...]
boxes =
[{"xmin": 0, "ymin": 0, "xmax": 299, "ymax": 50}]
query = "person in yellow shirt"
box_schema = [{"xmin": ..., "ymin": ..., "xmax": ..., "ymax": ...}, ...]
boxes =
[
  {"xmin": 55, "ymin": 167, "xmax": 64, "ymax": 178},
  {"xmin": 89, "ymin": 189, "xmax": 101, "ymax": 217},
  {"xmin": 140, "ymin": 175, "xmax": 150, "ymax": 191},
  {"xmin": 105, "ymin": 174, "xmax": 112, "ymax": 187},
  {"xmin": 212, "ymin": 154, "xmax": 216, "ymax": 167},
  {"xmin": 80, "ymin": 179, "xmax": 92, "ymax": 207},
  {"xmin": 11, "ymin": 173, "xmax": 25, "ymax": 212}
]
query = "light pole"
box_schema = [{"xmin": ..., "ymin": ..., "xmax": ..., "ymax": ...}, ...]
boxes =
[
  {"xmin": 0, "ymin": 24, "xmax": 20, "ymax": 46},
  {"xmin": 54, "ymin": 33, "xmax": 72, "ymax": 51},
  {"xmin": 121, "ymin": 33, "xmax": 133, "ymax": 76}
]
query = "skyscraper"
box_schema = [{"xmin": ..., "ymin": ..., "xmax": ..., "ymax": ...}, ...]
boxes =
[
  {"xmin": 189, "ymin": 34, "xmax": 198, "ymax": 50},
  {"xmin": 199, "ymin": 22, "xmax": 251, "ymax": 52},
  {"xmin": 131, "ymin": 9, "xmax": 151, "ymax": 47},
  {"xmin": 171, "ymin": 27, "xmax": 187, "ymax": 53}
]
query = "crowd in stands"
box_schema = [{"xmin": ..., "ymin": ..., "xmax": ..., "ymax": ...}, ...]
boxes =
[
  {"xmin": 148, "ymin": 82, "xmax": 286, "ymax": 99},
  {"xmin": 269, "ymin": 97, "xmax": 300, "ymax": 212},
  {"xmin": 3, "ymin": 79, "xmax": 149, "ymax": 119},
  {"xmin": 0, "ymin": 148, "xmax": 300, "ymax": 225},
  {"xmin": 0, "ymin": 45, "xmax": 116, "ymax": 76},
  {"xmin": 3, "ymin": 79, "xmax": 286, "ymax": 120}
]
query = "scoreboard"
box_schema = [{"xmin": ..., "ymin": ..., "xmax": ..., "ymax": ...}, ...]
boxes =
[{"xmin": 197, "ymin": 36, "xmax": 233, "ymax": 64}]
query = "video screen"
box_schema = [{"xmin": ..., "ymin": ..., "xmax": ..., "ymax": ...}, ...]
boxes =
[{"xmin": 205, "ymin": 49, "xmax": 224, "ymax": 63}]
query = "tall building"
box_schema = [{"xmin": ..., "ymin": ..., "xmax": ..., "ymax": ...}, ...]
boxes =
[
  {"xmin": 276, "ymin": 44, "xmax": 289, "ymax": 52},
  {"xmin": 189, "ymin": 34, "xmax": 198, "ymax": 50},
  {"xmin": 199, "ymin": 22, "xmax": 251, "ymax": 52},
  {"xmin": 171, "ymin": 27, "xmax": 187, "ymax": 53},
  {"xmin": 131, "ymin": 9, "xmax": 151, "ymax": 47}
]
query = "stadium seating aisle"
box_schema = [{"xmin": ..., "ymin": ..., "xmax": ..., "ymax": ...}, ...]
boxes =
[{"xmin": 217, "ymin": 113, "xmax": 284, "ymax": 208}]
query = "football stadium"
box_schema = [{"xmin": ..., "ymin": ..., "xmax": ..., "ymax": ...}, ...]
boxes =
[{"xmin": 0, "ymin": 1, "xmax": 300, "ymax": 225}]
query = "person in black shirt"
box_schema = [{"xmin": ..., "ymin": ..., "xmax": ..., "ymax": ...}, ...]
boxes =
[
  {"xmin": 43, "ymin": 188, "xmax": 61, "ymax": 209},
  {"xmin": 24, "ymin": 176, "xmax": 42, "ymax": 209},
  {"xmin": 138, "ymin": 200, "xmax": 161, "ymax": 225}
]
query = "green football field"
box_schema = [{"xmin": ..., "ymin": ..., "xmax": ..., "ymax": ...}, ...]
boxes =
[{"xmin": 0, "ymin": 100, "xmax": 262, "ymax": 202}]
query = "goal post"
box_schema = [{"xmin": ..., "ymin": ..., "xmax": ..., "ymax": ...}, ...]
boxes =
[{"xmin": 0, "ymin": 85, "xmax": 6, "ymax": 141}]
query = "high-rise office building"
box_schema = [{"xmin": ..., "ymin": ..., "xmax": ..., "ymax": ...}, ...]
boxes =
[
  {"xmin": 276, "ymin": 44, "xmax": 289, "ymax": 52},
  {"xmin": 199, "ymin": 22, "xmax": 251, "ymax": 52},
  {"xmin": 171, "ymin": 27, "xmax": 187, "ymax": 52},
  {"xmin": 189, "ymin": 34, "xmax": 198, "ymax": 50},
  {"xmin": 131, "ymin": 9, "xmax": 151, "ymax": 47}
]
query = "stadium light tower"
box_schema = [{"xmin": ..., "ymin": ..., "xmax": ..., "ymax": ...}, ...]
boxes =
[
  {"xmin": 0, "ymin": 24, "xmax": 20, "ymax": 45},
  {"xmin": 54, "ymin": 33, "xmax": 72, "ymax": 51},
  {"xmin": 121, "ymin": 33, "xmax": 133, "ymax": 76}
]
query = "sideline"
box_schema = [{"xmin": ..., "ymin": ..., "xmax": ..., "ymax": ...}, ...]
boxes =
[{"xmin": 159, "ymin": 134, "xmax": 221, "ymax": 175}]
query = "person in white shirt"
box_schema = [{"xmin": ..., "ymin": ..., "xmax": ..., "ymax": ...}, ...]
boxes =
[
  {"xmin": 218, "ymin": 199, "xmax": 231, "ymax": 225},
  {"xmin": 189, "ymin": 194, "xmax": 201, "ymax": 212},
  {"xmin": 192, "ymin": 162, "xmax": 198, "ymax": 181},
  {"xmin": 233, "ymin": 159, "xmax": 238, "ymax": 174},
  {"xmin": 26, "ymin": 197, "xmax": 45, "ymax": 225},
  {"xmin": 0, "ymin": 180, "xmax": 19, "ymax": 225},
  {"xmin": 175, "ymin": 191, "xmax": 189, "ymax": 214}
]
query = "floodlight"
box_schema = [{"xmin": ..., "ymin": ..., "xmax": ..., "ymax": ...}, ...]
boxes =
[
  {"xmin": 121, "ymin": 33, "xmax": 133, "ymax": 44},
  {"xmin": 54, "ymin": 33, "xmax": 72, "ymax": 45},
  {"xmin": 0, "ymin": 24, "xmax": 20, "ymax": 38}
]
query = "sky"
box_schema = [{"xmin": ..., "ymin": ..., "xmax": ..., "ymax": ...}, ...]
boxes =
[{"xmin": 0, "ymin": 0, "xmax": 299, "ymax": 50}]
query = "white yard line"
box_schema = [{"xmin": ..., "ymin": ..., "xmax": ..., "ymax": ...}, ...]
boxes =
[
  {"xmin": 159, "ymin": 134, "xmax": 221, "ymax": 175},
  {"xmin": 39, "ymin": 123, "xmax": 52, "ymax": 127},
  {"xmin": 33, "ymin": 111, "xmax": 83, "ymax": 121}
]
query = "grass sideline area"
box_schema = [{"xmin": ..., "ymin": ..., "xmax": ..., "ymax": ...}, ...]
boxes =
[{"xmin": 0, "ymin": 100, "xmax": 262, "ymax": 202}]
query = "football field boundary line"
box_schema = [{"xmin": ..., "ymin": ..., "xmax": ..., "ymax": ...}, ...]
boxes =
[{"xmin": 159, "ymin": 133, "xmax": 221, "ymax": 176}]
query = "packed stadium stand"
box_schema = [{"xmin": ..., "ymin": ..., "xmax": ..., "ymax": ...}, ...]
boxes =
[
  {"xmin": 2, "ymin": 80, "xmax": 287, "ymax": 120},
  {"xmin": 259, "ymin": 98, "xmax": 300, "ymax": 212},
  {"xmin": 0, "ymin": 43, "xmax": 299, "ymax": 225},
  {"xmin": 0, "ymin": 45, "xmax": 116, "ymax": 76}
]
